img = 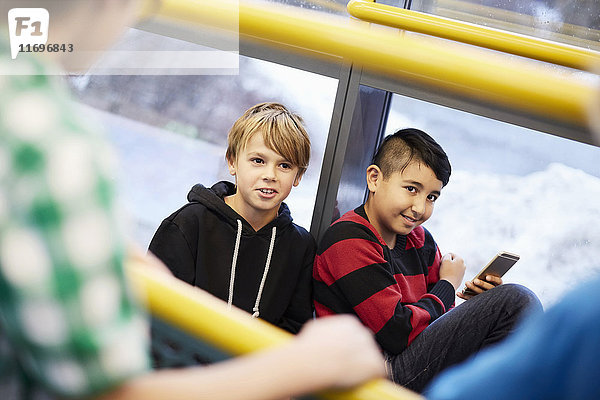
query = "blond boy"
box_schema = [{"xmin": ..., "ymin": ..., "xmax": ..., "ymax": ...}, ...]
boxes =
[{"xmin": 150, "ymin": 102, "xmax": 314, "ymax": 333}]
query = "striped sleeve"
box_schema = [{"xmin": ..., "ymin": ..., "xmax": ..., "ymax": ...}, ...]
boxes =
[
  {"xmin": 424, "ymin": 235, "xmax": 456, "ymax": 311},
  {"xmin": 314, "ymin": 218, "xmax": 453, "ymax": 355}
]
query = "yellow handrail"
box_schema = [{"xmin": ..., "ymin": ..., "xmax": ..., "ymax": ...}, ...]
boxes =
[
  {"xmin": 127, "ymin": 264, "xmax": 423, "ymax": 400},
  {"xmin": 346, "ymin": 0, "xmax": 600, "ymax": 71},
  {"xmin": 149, "ymin": 0, "xmax": 598, "ymax": 130}
]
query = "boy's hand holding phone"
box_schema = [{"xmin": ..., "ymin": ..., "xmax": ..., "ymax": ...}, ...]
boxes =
[
  {"xmin": 458, "ymin": 251, "xmax": 519, "ymax": 300},
  {"xmin": 457, "ymin": 275, "xmax": 503, "ymax": 300}
]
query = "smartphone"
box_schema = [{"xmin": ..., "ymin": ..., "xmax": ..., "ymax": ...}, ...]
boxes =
[{"xmin": 461, "ymin": 251, "xmax": 520, "ymax": 296}]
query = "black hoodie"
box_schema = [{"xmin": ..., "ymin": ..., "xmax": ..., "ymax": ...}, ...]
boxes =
[{"xmin": 148, "ymin": 181, "xmax": 315, "ymax": 333}]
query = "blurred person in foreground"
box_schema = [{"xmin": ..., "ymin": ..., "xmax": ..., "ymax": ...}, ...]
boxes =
[
  {"xmin": 425, "ymin": 276, "xmax": 600, "ymax": 399},
  {"xmin": 424, "ymin": 90, "xmax": 600, "ymax": 400},
  {"xmin": 0, "ymin": 1, "xmax": 385, "ymax": 399}
]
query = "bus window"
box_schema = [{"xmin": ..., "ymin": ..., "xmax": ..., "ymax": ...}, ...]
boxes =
[
  {"xmin": 386, "ymin": 93, "xmax": 600, "ymax": 307},
  {"xmin": 69, "ymin": 34, "xmax": 337, "ymax": 247},
  {"xmin": 410, "ymin": 0, "xmax": 600, "ymax": 50},
  {"xmin": 263, "ymin": 0, "xmax": 348, "ymax": 15}
]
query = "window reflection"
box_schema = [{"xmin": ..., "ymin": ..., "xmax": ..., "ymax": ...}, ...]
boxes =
[
  {"xmin": 413, "ymin": 0, "xmax": 600, "ymax": 50},
  {"xmin": 261, "ymin": 0, "xmax": 349, "ymax": 15},
  {"xmin": 387, "ymin": 94, "xmax": 600, "ymax": 307}
]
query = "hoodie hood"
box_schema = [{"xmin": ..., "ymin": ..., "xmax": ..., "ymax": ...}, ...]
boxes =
[{"xmin": 187, "ymin": 181, "xmax": 293, "ymax": 235}]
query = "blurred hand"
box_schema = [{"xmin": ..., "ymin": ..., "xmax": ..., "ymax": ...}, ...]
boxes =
[
  {"xmin": 458, "ymin": 275, "xmax": 503, "ymax": 300},
  {"xmin": 127, "ymin": 245, "xmax": 172, "ymax": 276},
  {"xmin": 294, "ymin": 315, "xmax": 385, "ymax": 389},
  {"xmin": 439, "ymin": 253, "xmax": 466, "ymax": 291}
]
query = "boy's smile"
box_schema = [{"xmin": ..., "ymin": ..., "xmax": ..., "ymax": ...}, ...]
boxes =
[
  {"xmin": 364, "ymin": 160, "xmax": 442, "ymax": 248},
  {"xmin": 226, "ymin": 132, "xmax": 301, "ymax": 231}
]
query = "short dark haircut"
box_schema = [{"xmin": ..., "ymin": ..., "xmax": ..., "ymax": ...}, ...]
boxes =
[{"xmin": 371, "ymin": 128, "xmax": 451, "ymax": 187}]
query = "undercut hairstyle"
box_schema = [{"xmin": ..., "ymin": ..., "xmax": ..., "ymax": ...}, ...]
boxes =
[
  {"xmin": 371, "ymin": 128, "xmax": 451, "ymax": 187},
  {"xmin": 226, "ymin": 102, "xmax": 311, "ymax": 177}
]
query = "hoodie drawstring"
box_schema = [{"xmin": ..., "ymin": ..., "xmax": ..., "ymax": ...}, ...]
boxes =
[
  {"xmin": 227, "ymin": 219, "xmax": 277, "ymax": 319},
  {"xmin": 252, "ymin": 226, "xmax": 276, "ymax": 318},
  {"xmin": 227, "ymin": 219, "xmax": 243, "ymax": 310}
]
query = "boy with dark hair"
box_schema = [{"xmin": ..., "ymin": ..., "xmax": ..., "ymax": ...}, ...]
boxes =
[
  {"xmin": 149, "ymin": 102, "xmax": 314, "ymax": 333},
  {"xmin": 314, "ymin": 128, "xmax": 541, "ymax": 392}
]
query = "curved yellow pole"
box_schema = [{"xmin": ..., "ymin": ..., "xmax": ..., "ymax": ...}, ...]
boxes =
[
  {"xmin": 346, "ymin": 0, "xmax": 600, "ymax": 71},
  {"xmin": 152, "ymin": 0, "xmax": 598, "ymax": 128},
  {"xmin": 127, "ymin": 264, "xmax": 423, "ymax": 400}
]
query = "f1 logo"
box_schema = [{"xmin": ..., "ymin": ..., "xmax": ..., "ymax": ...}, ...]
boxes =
[{"xmin": 7, "ymin": 8, "xmax": 49, "ymax": 59}]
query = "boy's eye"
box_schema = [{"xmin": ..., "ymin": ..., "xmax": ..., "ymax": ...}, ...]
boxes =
[
  {"xmin": 427, "ymin": 194, "xmax": 438, "ymax": 202},
  {"xmin": 280, "ymin": 162, "xmax": 292, "ymax": 170},
  {"xmin": 406, "ymin": 186, "xmax": 417, "ymax": 193},
  {"xmin": 251, "ymin": 158, "xmax": 264, "ymax": 164}
]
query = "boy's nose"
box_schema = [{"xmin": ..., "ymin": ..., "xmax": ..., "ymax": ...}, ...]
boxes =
[
  {"xmin": 411, "ymin": 196, "xmax": 426, "ymax": 217},
  {"xmin": 262, "ymin": 165, "xmax": 277, "ymax": 181}
]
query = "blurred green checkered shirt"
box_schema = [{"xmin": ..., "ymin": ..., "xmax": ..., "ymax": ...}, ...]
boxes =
[{"xmin": 0, "ymin": 47, "xmax": 150, "ymax": 399}]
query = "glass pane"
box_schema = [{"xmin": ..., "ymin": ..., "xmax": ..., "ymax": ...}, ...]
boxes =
[
  {"xmin": 412, "ymin": 0, "xmax": 600, "ymax": 50},
  {"xmin": 261, "ymin": 0, "xmax": 350, "ymax": 15},
  {"xmin": 68, "ymin": 35, "xmax": 337, "ymax": 248},
  {"xmin": 387, "ymin": 93, "xmax": 600, "ymax": 307},
  {"xmin": 334, "ymin": 86, "xmax": 389, "ymax": 223}
]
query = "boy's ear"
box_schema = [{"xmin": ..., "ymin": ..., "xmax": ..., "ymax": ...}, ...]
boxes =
[
  {"xmin": 366, "ymin": 164, "xmax": 382, "ymax": 193},
  {"xmin": 293, "ymin": 171, "xmax": 304, "ymax": 187},
  {"xmin": 226, "ymin": 156, "xmax": 236, "ymax": 176}
]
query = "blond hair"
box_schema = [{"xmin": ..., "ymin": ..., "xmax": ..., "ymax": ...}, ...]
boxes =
[{"xmin": 226, "ymin": 102, "xmax": 311, "ymax": 177}]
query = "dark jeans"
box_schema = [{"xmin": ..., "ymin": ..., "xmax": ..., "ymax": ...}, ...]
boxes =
[{"xmin": 385, "ymin": 284, "xmax": 542, "ymax": 393}]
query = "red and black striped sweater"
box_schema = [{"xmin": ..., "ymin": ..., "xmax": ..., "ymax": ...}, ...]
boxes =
[{"xmin": 313, "ymin": 205, "xmax": 456, "ymax": 355}]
